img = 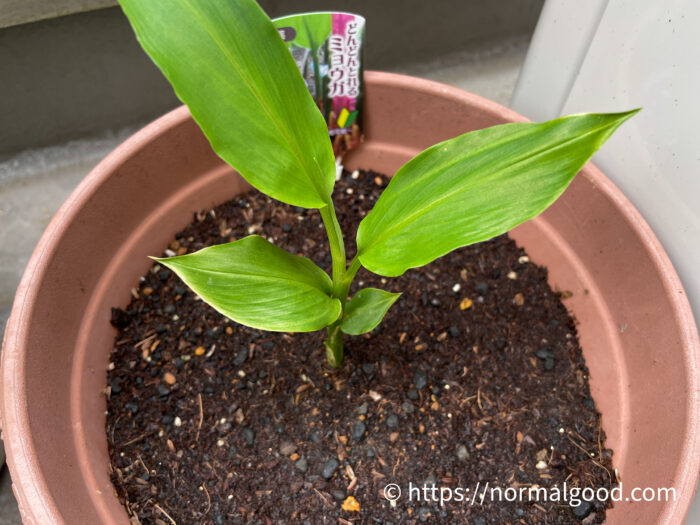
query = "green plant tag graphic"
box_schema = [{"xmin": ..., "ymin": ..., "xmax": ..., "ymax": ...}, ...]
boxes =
[{"xmin": 273, "ymin": 12, "xmax": 365, "ymax": 159}]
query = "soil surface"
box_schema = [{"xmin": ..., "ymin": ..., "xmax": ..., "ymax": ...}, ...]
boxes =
[{"xmin": 107, "ymin": 170, "xmax": 614, "ymax": 524}]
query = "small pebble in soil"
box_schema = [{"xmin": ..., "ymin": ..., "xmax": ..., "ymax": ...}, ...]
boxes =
[
  {"xmin": 457, "ymin": 444, "xmax": 469, "ymax": 461},
  {"xmin": 386, "ymin": 414, "xmax": 399, "ymax": 428},
  {"xmin": 572, "ymin": 501, "xmax": 593, "ymax": 519},
  {"xmin": 407, "ymin": 388, "xmax": 419, "ymax": 400},
  {"xmin": 322, "ymin": 458, "xmax": 340, "ymax": 479},
  {"xmin": 402, "ymin": 401, "xmax": 415, "ymax": 414},
  {"xmin": 279, "ymin": 441, "xmax": 297, "ymax": 456},
  {"xmin": 413, "ymin": 369, "xmax": 428, "ymax": 390},
  {"xmin": 357, "ymin": 402, "xmax": 368, "ymax": 415},
  {"xmin": 459, "ymin": 297, "xmax": 473, "ymax": 311},
  {"xmin": 109, "ymin": 307, "xmax": 130, "ymax": 329},
  {"xmin": 241, "ymin": 427, "xmax": 255, "ymax": 447},
  {"xmin": 352, "ymin": 420, "xmax": 367, "ymax": 441},
  {"xmin": 233, "ymin": 347, "xmax": 248, "ymax": 366},
  {"xmin": 536, "ymin": 348, "xmax": 554, "ymax": 359},
  {"xmin": 294, "ymin": 458, "xmax": 308, "ymax": 473}
]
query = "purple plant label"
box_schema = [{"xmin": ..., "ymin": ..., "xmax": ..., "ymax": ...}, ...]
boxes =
[{"xmin": 273, "ymin": 12, "xmax": 365, "ymax": 160}]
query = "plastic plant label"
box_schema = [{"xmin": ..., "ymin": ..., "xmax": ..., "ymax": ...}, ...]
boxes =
[{"xmin": 273, "ymin": 12, "xmax": 365, "ymax": 160}]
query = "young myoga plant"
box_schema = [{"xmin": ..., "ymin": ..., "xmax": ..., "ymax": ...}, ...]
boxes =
[{"xmin": 120, "ymin": 0, "xmax": 637, "ymax": 367}]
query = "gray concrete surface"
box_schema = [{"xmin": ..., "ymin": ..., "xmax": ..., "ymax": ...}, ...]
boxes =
[
  {"xmin": 0, "ymin": 0, "xmax": 116, "ymax": 29},
  {"xmin": 0, "ymin": 469, "xmax": 19, "ymax": 525},
  {"xmin": 0, "ymin": 126, "xmax": 140, "ymax": 336},
  {"xmin": 0, "ymin": 31, "xmax": 529, "ymax": 525}
]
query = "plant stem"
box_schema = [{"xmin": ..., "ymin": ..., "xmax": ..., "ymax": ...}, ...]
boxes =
[
  {"xmin": 320, "ymin": 202, "xmax": 355, "ymax": 367},
  {"xmin": 325, "ymin": 324, "xmax": 343, "ymax": 367},
  {"xmin": 320, "ymin": 203, "xmax": 346, "ymax": 288},
  {"xmin": 324, "ymin": 256, "xmax": 362, "ymax": 366}
]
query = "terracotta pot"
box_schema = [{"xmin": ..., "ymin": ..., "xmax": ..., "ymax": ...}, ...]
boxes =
[{"xmin": 2, "ymin": 72, "xmax": 698, "ymax": 524}]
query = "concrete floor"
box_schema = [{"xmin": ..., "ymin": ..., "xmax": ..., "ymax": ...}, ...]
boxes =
[{"xmin": 1, "ymin": 37, "xmax": 699, "ymax": 524}]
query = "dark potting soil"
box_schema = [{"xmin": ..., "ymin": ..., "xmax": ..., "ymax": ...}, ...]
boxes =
[{"xmin": 106, "ymin": 170, "xmax": 614, "ymax": 525}]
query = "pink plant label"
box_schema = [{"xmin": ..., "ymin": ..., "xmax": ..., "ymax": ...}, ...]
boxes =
[{"xmin": 273, "ymin": 12, "xmax": 365, "ymax": 159}]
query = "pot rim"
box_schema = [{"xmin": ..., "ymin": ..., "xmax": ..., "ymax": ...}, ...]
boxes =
[
  {"xmin": 2, "ymin": 71, "xmax": 698, "ymax": 524},
  {"xmin": 0, "ymin": 103, "xmax": 197, "ymax": 523}
]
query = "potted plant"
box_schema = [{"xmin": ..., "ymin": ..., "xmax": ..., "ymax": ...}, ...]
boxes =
[{"xmin": 2, "ymin": 1, "xmax": 698, "ymax": 524}]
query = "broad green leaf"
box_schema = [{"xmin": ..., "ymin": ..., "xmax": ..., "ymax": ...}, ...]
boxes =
[
  {"xmin": 154, "ymin": 236, "xmax": 341, "ymax": 332},
  {"xmin": 119, "ymin": 0, "xmax": 335, "ymax": 209},
  {"xmin": 356, "ymin": 110, "xmax": 639, "ymax": 277},
  {"xmin": 341, "ymin": 288, "xmax": 401, "ymax": 335}
]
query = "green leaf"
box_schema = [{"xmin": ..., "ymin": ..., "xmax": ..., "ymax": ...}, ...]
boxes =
[
  {"xmin": 119, "ymin": 0, "xmax": 335, "ymax": 209},
  {"xmin": 154, "ymin": 236, "xmax": 341, "ymax": 332},
  {"xmin": 356, "ymin": 110, "xmax": 639, "ymax": 276},
  {"xmin": 341, "ymin": 288, "xmax": 401, "ymax": 335}
]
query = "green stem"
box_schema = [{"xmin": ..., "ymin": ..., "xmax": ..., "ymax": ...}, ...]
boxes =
[
  {"xmin": 319, "ymin": 204, "xmax": 346, "ymax": 289},
  {"xmin": 325, "ymin": 256, "xmax": 362, "ymax": 366},
  {"xmin": 340, "ymin": 256, "xmax": 361, "ymax": 299},
  {"xmin": 320, "ymin": 202, "xmax": 354, "ymax": 367},
  {"xmin": 325, "ymin": 325, "xmax": 344, "ymax": 367}
]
